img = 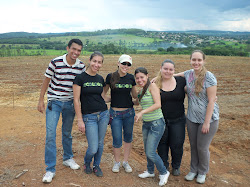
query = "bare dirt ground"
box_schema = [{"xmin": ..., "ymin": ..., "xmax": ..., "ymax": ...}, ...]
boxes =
[{"xmin": 0, "ymin": 55, "xmax": 249, "ymax": 187}]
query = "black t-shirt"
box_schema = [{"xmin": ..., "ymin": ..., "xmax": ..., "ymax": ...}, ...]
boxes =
[
  {"xmin": 106, "ymin": 73, "xmax": 136, "ymax": 108},
  {"xmin": 74, "ymin": 72, "xmax": 107, "ymax": 114},
  {"xmin": 160, "ymin": 76, "xmax": 186, "ymax": 120}
]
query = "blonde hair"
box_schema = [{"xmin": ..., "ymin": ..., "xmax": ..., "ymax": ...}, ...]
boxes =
[
  {"xmin": 155, "ymin": 59, "xmax": 175, "ymax": 89},
  {"xmin": 155, "ymin": 70, "xmax": 163, "ymax": 89},
  {"xmin": 190, "ymin": 50, "xmax": 207, "ymax": 96}
]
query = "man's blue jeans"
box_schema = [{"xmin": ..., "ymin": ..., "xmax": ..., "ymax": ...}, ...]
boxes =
[
  {"xmin": 83, "ymin": 110, "xmax": 109, "ymax": 167},
  {"xmin": 142, "ymin": 117, "xmax": 167, "ymax": 175},
  {"xmin": 45, "ymin": 100, "xmax": 75, "ymax": 172}
]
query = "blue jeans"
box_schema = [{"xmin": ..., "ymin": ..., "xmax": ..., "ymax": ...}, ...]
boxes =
[
  {"xmin": 83, "ymin": 110, "xmax": 109, "ymax": 167},
  {"xmin": 157, "ymin": 115, "xmax": 186, "ymax": 170},
  {"xmin": 110, "ymin": 108, "xmax": 135, "ymax": 148},
  {"xmin": 142, "ymin": 118, "xmax": 167, "ymax": 175},
  {"xmin": 45, "ymin": 100, "xmax": 75, "ymax": 172}
]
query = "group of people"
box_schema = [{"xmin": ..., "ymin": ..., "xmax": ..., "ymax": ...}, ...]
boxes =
[{"xmin": 38, "ymin": 39, "xmax": 219, "ymax": 186}]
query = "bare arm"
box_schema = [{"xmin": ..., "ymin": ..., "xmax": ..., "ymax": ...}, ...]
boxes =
[
  {"xmin": 201, "ymin": 85, "xmax": 217, "ymax": 134},
  {"xmin": 174, "ymin": 72, "xmax": 184, "ymax": 77},
  {"xmin": 37, "ymin": 77, "xmax": 50, "ymax": 113},
  {"xmin": 131, "ymin": 85, "xmax": 138, "ymax": 99},
  {"xmin": 150, "ymin": 77, "xmax": 157, "ymax": 83},
  {"xmin": 135, "ymin": 83, "xmax": 161, "ymax": 122},
  {"xmin": 102, "ymin": 84, "xmax": 111, "ymax": 103},
  {"xmin": 73, "ymin": 84, "xmax": 85, "ymax": 133}
]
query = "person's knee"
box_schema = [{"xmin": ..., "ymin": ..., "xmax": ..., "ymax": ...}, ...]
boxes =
[
  {"xmin": 88, "ymin": 146, "xmax": 98, "ymax": 155},
  {"xmin": 123, "ymin": 133, "xmax": 133, "ymax": 143},
  {"xmin": 145, "ymin": 150, "xmax": 155, "ymax": 160}
]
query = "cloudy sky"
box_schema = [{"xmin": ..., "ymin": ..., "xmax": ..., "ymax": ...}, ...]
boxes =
[{"xmin": 1, "ymin": 0, "xmax": 250, "ymax": 33}]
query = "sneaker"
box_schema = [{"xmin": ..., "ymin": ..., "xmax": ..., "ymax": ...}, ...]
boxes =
[
  {"xmin": 196, "ymin": 174, "xmax": 206, "ymax": 184},
  {"xmin": 83, "ymin": 163, "xmax": 92, "ymax": 174},
  {"xmin": 93, "ymin": 166, "xmax": 103, "ymax": 177},
  {"xmin": 63, "ymin": 158, "xmax": 80, "ymax": 170},
  {"xmin": 185, "ymin": 172, "xmax": 197, "ymax": 181},
  {"xmin": 138, "ymin": 171, "xmax": 155, "ymax": 178},
  {"xmin": 42, "ymin": 171, "xmax": 55, "ymax": 183},
  {"xmin": 112, "ymin": 162, "xmax": 121, "ymax": 173},
  {"xmin": 159, "ymin": 171, "xmax": 170, "ymax": 186},
  {"xmin": 123, "ymin": 161, "xmax": 132, "ymax": 173},
  {"xmin": 172, "ymin": 168, "xmax": 180, "ymax": 176}
]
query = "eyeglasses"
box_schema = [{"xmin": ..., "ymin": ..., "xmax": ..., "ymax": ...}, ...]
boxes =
[{"xmin": 121, "ymin": 62, "xmax": 131, "ymax": 66}]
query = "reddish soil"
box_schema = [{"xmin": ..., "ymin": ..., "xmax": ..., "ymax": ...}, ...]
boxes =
[{"xmin": 0, "ymin": 55, "xmax": 249, "ymax": 187}]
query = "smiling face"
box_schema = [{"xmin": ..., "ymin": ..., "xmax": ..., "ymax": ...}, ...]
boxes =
[
  {"xmin": 118, "ymin": 61, "xmax": 132, "ymax": 75},
  {"xmin": 135, "ymin": 72, "xmax": 149, "ymax": 87},
  {"xmin": 88, "ymin": 55, "xmax": 103, "ymax": 74},
  {"xmin": 66, "ymin": 42, "xmax": 82, "ymax": 63},
  {"xmin": 161, "ymin": 62, "xmax": 175, "ymax": 80},
  {"xmin": 190, "ymin": 52, "xmax": 205, "ymax": 72}
]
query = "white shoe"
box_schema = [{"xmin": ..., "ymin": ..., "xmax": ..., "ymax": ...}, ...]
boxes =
[
  {"xmin": 112, "ymin": 162, "xmax": 121, "ymax": 173},
  {"xmin": 63, "ymin": 158, "xmax": 80, "ymax": 170},
  {"xmin": 138, "ymin": 171, "xmax": 155, "ymax": 178},
  {"xmin": 159, "ymin": 171, "xmax": 170, "ymax": 186},
  {"xmin": 196, "ymin": 174, "xmax": 206, "ymax": 184},
  {"xmin": 185, "ymin": 172, "xmax": 197, "ymax": 181},
  {"xmin": 123, "ymin": 161, "xmax": 132, "ymax": 173},
  {"xmin": 42, "ymin": 171, "xmax": 55, "ymax": 183}
]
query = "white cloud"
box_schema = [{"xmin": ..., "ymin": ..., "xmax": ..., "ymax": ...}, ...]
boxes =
[{"xmin": 0, "ymin": 0, "xmax": 249, "ymax": 33}]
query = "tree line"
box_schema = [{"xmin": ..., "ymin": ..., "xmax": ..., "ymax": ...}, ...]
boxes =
[{"xmin": 0, "ymin": 37, "xmax": 249, "ymax": 57}]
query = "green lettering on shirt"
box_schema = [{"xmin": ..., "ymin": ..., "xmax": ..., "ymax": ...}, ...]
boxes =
[
  {"xmin": 115, "ymin": 84, "xmax": 132, "ymax": 88},
  {"xmin": 83, "ymin": 82, "xmax": 103, "ymax": 87}
]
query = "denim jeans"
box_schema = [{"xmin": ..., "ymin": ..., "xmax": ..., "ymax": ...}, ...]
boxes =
[
  {"xmin": 142, "ymin": 118, "xmax": 167, "ymax": 175},
  {"xmin": 45, "ymin": 100, "xmax": 75, "ymax": 172},
  {"xmin": 157, "ymin": 115, "xmax": 186, "ymax": 170},
  {"xmin": 110, "ymin": 108, "xmax": 135, "ymax": 148},
  {"xmin": 83, "ymin": 110, "xmax": 109, "ymax": 167}
]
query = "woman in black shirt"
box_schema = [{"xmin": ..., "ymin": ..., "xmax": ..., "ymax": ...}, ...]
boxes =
[
  {"xmin": 155, "ymin": 59, "xmax": 186, "ymax": 176},
  {"xmin": 104, "ymin": 54, "xmax": 137, "ymax": 173},
  {"xmin": 73, "ymin": 51, "xmax": 109, "ymax": 177}
]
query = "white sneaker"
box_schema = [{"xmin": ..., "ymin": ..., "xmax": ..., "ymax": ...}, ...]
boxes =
[
  {"xmin": 63, "ymin": 158, "xmax": 80, "ymax": 170},
  {"xmin": 196, "ymin": 174, "xmax": 206, "ymax": 184},
  {"xmin": 112, "ymin": 162, "xmax": 121, "ymax": 173},
  {"xmin": 42, "ymin": 171, "xmax": 55, "ymax": 183},
  {"xmin": 138, "ymin": 171, "xmax": 155, "ymax": 178},
  {"xmin": 185, "ymin": 172, "xmax": 197, "ymax": 181},
  {"xmin": 123, "ymin": 161, "xmax": 132, "ymax": 173},
  {"xmin": 159, "ymin": 171, "xmax": 170, "ymax": 186}
]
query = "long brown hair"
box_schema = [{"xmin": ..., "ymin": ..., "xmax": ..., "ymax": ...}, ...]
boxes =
[
  {"xmin": 110, "ymin": 70, "xmax": 120, "ymax": 89},
  {"xmin": 134, "ymin": 67, "xmax": 150, "ymax": 102},
  {"xmin": 190, "ymin": 50, "xmax": 207, "ymax": 96}
]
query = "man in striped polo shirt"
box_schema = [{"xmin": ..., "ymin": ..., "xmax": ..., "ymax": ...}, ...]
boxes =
[{"xmin": 37, "ymin": 39, "xmax": 86, "ymax": 183}]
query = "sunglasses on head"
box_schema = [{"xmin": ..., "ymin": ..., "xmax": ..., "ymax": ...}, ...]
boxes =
[{"xmin": 121, "ymin": 62, "xmax": 131, "ymax": 66}]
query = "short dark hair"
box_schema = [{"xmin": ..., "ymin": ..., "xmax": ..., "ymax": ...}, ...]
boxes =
[{"xmin": 68, "ymin": 39, "xmax": 83, "ymax": 48}]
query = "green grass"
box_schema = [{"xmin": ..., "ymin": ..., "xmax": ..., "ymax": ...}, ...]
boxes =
[
  {"xmin": 0, "ymin": 49, "xmax": 90, "ymax": 57},
  {"xmin": 209, "ymin": 40, "xmax": 247, "ymax": 49},
  {"xmin": 41, "ymin": 34, "xmax": 163, "ymax": 46}
]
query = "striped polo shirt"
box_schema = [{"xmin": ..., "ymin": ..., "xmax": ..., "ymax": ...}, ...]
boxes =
[
  {"xmin": 45, "ymin": 54, "xmax": 85, "ymax": 101},
  {"xmin": 139, "ymin": 89, "xmax": 164, "ymax": 122}
]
